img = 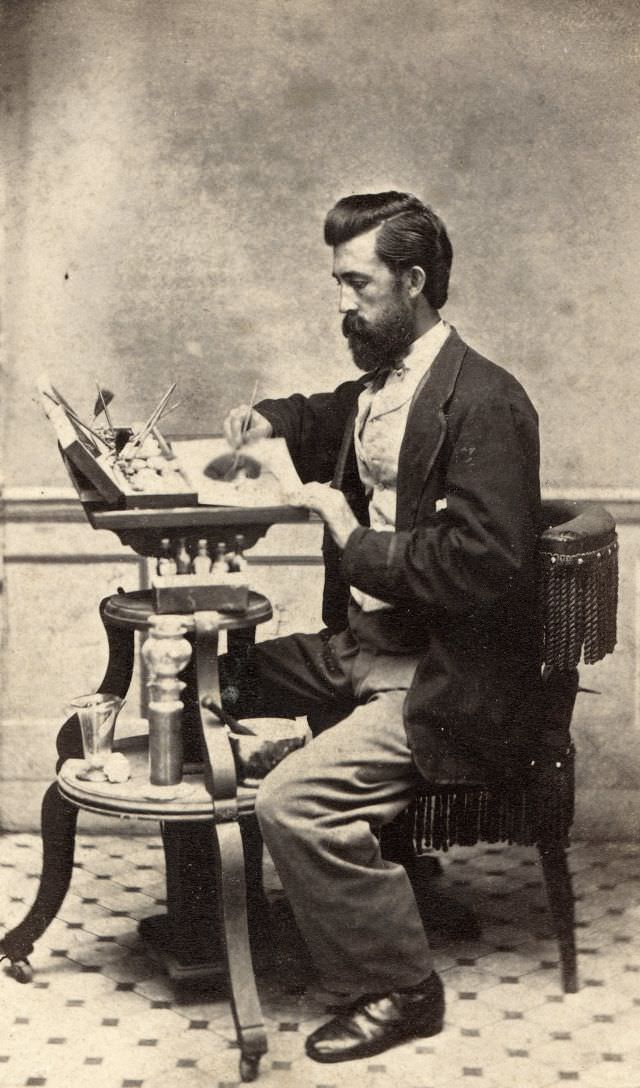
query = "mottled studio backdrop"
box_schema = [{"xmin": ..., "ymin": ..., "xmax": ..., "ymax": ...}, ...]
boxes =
[{"xmin": 2, "ymin": 0, "xmax": 638, "ymax": 489}]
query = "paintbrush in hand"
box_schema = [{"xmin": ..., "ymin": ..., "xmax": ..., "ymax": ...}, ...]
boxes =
[{"xmin": 225, "ymin": 379, "xmax": 259, "ymax": 479}]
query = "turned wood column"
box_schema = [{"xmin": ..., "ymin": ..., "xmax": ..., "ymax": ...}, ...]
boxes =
[{"xmin": 141, "ymin": 615, "xmax": 192, "ymax": 785}]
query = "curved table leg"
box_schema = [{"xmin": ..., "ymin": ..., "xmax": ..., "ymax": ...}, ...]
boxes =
[
  {"xmin": 98, "ymin": 597, "xmax": 137, "ymax": 700},
  {"xmin": 241, "ymin": 814, "xmax": 270, "ymax": 936},
  {"xmin": 0, "ymin": 782, "xmax": 78, "ymax": 977},
  {"xmin": 226, "ymin": 627, "xmax": 270, "ymax": 932},
  {"xmin": 213, "ymin": 820, "xmax": 268, "ymax": 1081},
  {"xmin": 1, "ymin": 601, "xmax": 137, "ymax": 980},
  {"xmin": 194, "ymin": 612, "xmax": 267, "ymax": 1079}
]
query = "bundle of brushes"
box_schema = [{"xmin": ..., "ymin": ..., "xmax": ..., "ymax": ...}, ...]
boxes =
[{"xmin": 83, "ymin": 381, "xmax": 188, "ymax": 493}]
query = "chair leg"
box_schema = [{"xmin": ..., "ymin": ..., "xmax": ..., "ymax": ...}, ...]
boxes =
[
  {"xmin": 211, "ymin": 820, "xmax": 267, "ymax": 1082},
  {"xmin": 1, "ymin": 782, "xmax": 78, "ymax": 979},
  {"xmin": 538, "ymin": 843, "xmax": 578, "ymax": 993}
]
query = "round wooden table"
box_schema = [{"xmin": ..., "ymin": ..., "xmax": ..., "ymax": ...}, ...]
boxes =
[
  {"xmin": 57, "ymin": 737, "xmax": 260, "ymax": 821},
  {"xmin": 4, "ymin": 588, "xmax": 278, "ymax": 1082}
]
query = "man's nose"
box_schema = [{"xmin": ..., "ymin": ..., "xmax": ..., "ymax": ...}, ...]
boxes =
[{"xmin": 338, "ymin": 284, "xmax": 358, "ymax": 314}]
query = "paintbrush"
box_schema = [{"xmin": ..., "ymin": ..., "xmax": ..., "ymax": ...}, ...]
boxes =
[
  {"xmin": 225, "ymin": 379, "xmax": 259, "ymax": 479},
  {"xmin": 42, "ymin": 389, "xmax": 109, "ymax": 450},
  {"xmin": 200, "ymin": 696, "xmax": 258, "ymax": 736},
  {"xmin": 124, "ymin": 383, "xmax": 176, "ymax": 457},
  {"xmin": 93, "ymin": 383, "xmax": 115, "ymax": 436},
  {"xmin": 150, "ymin": 400, "xmax": 183, "ymax": 454},
  {"xmin": 156, "ymin": 399, "xmax": 182, "ymax": 422}
]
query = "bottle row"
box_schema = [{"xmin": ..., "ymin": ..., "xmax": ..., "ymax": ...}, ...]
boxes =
[{"xmin": 156, "ymin": 534, "xmax": 248, "ymax": 577}]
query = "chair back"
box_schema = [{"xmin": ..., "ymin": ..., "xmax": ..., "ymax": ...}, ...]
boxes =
[{"xmin": 409, "ymin": 500, "xmax": 619, "ymax": 854}]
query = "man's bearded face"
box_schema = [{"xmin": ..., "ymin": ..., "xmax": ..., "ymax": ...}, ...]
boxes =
[{"xmin": 342, "ymin": 284, "xmax": 415, "ymax": 373}]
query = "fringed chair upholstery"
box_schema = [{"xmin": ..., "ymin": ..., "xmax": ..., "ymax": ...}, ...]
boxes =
[
  {"xmin": 540, "ymin": 500, "xmax": 618, "ymax": 669},
  {"xmin": 407, "ymin": 500, "xmax": 618, "ymax": 993}
]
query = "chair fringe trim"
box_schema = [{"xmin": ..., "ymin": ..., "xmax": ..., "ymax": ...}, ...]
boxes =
[
  {"xmin": 541, "ymin": 537, "xmax": 618, "ymax": 669},
  {"xmin": 410, "ymin": 752, "xmax": 575, "ymax": 853}
]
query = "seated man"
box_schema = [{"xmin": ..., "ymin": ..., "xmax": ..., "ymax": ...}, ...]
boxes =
[{"xmin": 221, "ymin": 190, "xmax": 543, "ymax": 1063}]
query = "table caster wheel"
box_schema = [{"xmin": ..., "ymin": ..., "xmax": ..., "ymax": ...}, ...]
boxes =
[
  {"xmin": 4, "ymin": 957, "xmax": 33, "ymax": 983},
  {"xmin": 239, "ymin": 1054, "xmax": 260, "ymax": 1081}
]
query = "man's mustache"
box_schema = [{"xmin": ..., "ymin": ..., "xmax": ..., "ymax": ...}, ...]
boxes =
[{"xmin": 342, "ymin": 313, "xmax": 371, "ymax": 339}]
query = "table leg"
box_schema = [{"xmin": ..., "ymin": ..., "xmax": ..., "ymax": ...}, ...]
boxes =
[
  {"xmin": 213, "ymin": 821, "xmax": 268, "ymax": 1081},
  {"xmin": 0, "ymin": 783, "xmax": 78, "ymax": 978},
  {"xmin": 194, "ymin": 612, "xmax": 267, "ymax": 1078},
  {"xmin": 1, "ymin": 602, "xmax": 138, "ymax": 979},
  {"xmin": 98, "ymin": 596, "xmax": 137, "ymax": 700}
]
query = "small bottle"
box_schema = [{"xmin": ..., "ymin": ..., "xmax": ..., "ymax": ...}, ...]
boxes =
[
  {"xmin": 192, "ymin": 538, "xmax": 212, "ymax": 576},
  {"xmin": 175, "ymin": 537, "xmax": 191, "ymax": 575},
  {"xmin": 157, "ymin": 537, "xmax": 177, "ymax": 577},
  {"xmin": 211, "ymin": 541, "xmax": 229, "ymax": 575},
  {"xmin": 228, "ymin": 533, "xmax": 248, "ymax": 572}
]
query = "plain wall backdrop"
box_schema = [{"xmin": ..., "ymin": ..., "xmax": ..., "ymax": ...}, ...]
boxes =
[{"xmin": 2, "ymin": 0, "xmax": 638, "ymax": 490}]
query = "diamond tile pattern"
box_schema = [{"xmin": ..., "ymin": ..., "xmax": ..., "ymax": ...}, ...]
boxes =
[{"xmin": 1, "ymin": 834, "xmax": 639, "ymax": 1087}]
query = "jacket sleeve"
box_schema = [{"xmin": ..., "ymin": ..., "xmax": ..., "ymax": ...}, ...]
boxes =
[
  {"xmin": 340, "ymin": 390, "xmax": 540, "ymax": 620},
  {"xmin": 255, "ymin": 378, "xmax": 365, "ymax": 484}
]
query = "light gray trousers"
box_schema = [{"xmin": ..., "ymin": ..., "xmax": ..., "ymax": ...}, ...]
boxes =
[{"xmin": 251, "ymin": 612, "xmax": 434, "ymax": 996}]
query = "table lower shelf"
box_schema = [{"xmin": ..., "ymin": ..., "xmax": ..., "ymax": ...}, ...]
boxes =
[{"xmin": 57, "ymin": 736, "xmax": 258, "ymax": 821}]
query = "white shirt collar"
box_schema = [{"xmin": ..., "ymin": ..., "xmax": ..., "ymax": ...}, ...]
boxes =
[
  {"xmin": 364, "ymin": 320, "xmax": 450, "ymax": 393},
  {"xmin": 395, "ymin": 319, "xmax": 450, "ymax": 377}
]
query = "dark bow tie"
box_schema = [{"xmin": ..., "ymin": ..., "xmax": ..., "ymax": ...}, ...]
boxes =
[{"xmin": 370, "ymin": 363, "xmax": 407, "ymax": 392}]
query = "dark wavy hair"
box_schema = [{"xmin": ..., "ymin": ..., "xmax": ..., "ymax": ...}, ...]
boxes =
[{"xmin": 324, "ymin": 191, "xmax": 452, "ymax": 310}]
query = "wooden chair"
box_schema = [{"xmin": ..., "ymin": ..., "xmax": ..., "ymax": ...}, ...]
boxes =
[{"xmin": 401, "ymin": 499, "xmax": 618, "ymax": 993}]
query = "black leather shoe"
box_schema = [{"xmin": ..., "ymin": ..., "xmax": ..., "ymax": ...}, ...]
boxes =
[{"xmin": 305, "ymin": 971, "xmax": 444, "ymax": 1063}]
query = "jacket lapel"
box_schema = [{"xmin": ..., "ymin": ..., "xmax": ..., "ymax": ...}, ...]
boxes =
[
  {"xmin": 331, "ymin": 330, "xmax": 468, "ymax": 525},
  {"xmin": 396, "ymin": 327, "xmax": 467, "ymax": 529}
]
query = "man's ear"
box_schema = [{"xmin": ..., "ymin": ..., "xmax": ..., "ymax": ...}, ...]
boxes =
[{"xmin": 404, "ymin": 264, "xmax": 426, "ymax": 298}]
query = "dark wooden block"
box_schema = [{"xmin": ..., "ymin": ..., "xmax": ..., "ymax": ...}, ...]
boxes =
[{"xmin": 152, "ymin": 573, "xmax": 250, "ymax": 614}]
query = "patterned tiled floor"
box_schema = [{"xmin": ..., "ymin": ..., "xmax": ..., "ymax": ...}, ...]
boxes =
[{"xmin": 1, "ymin": 831, "xmax": 639, "ymax": 1087}]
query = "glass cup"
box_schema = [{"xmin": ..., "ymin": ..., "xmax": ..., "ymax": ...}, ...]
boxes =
[{"xmin": 66, "ymin": 693, "xmax": 125, "ymax": 782}]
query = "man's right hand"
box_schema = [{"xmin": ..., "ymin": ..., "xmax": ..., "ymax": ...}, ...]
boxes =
[{"xmin": 223, "ymin": 405, "xmax": 273, "ymax": 449}]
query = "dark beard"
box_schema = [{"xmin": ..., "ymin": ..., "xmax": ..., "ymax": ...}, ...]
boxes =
[{"xmin": 342, "ymin": 305, "xmax": 415, "ymax": 373}]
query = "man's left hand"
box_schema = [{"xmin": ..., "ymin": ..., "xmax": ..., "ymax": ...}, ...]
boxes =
[{"xmin": 288, "ymin": 483, "xmax": 359, "ymax": 550}]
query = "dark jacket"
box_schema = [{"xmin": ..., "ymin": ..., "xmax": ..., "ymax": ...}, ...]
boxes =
[{"xmin": 257, "ymin": 328, "xmax": 544, "ymax": 780}]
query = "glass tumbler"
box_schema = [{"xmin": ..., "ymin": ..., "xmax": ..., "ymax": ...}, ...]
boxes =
[{"xmin": 67, "ymin": 693, "xmax": 125, "ymax": 782}]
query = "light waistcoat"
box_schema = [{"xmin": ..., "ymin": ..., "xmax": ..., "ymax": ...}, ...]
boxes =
[{"xmin": 351, "ymin": 320, "xmax": 451, "ymax": 611}]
